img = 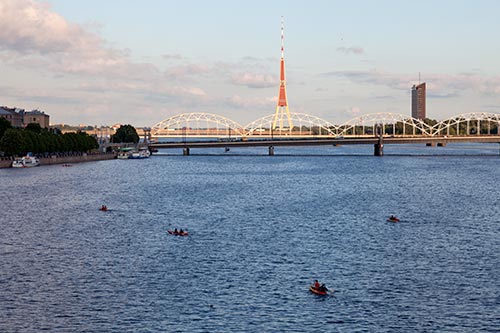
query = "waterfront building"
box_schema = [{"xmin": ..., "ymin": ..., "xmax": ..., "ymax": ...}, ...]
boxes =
[
  {"xmin": 0, "ymin": 106, "xmax": 50, "ymax": 128},
  {"xmin": 24, "ymin": 109, "xmax": 50, "ymax": 128},
  {"xmin": 0, "ymin": 106, "xmax": 24, "ymax": 127},
  {"xmin": 411, "ymin": 83, "xmax": 426, "ymax": 119}
]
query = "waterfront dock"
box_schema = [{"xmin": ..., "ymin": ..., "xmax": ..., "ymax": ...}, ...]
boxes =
[{"xmin": 0, "ymin": 152, "xmax": 116, "ymax": 169}]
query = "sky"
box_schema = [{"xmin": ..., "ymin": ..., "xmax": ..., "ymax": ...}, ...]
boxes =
[{"xmin": 1, "ymin": 0, "xmax": 500, "ymax": 127}]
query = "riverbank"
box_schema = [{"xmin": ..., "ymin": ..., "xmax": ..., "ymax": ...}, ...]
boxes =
[{"xmin": 0, "ymin": 152, "xmax": 116, "ymax": 168}]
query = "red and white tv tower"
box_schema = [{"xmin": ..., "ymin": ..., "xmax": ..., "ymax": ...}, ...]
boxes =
[{"xmin": 272, "ymin": 17, "xmax": 293, "ymax": 131}]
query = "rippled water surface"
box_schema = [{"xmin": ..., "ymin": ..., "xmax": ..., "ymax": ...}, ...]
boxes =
[{"xmin": 1, "ymin": 145, "xmax": 499, "ymax": 332}]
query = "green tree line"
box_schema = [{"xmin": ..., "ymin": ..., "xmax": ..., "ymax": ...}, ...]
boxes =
[{"xmin": 0, "ymin": 120, "xmax": 98, "ymax": 156}]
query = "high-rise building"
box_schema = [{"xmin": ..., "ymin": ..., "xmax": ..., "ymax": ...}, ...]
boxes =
[{"xmin": 411, "ymin": 83, "xmax": 426, "ymax": 119}]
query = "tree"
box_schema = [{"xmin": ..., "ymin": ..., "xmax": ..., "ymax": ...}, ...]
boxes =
[
  {"xmin": 0, "ymin": 124, "xmax": 99, "ymax": 156},
  {"xmin": 422, "ymin": 118, "xmax": 438, "ymax": 127},
  {"xmin": 111, "ymin": 124, "xmax": 139, "ymax": 143},
  {"xmin": 0, "ymin": 128, "xmax": 24, "ymax": 156},
  {"xmin": 25, "ymin": 123, "xmax": 42, "ymax": 134},
  {"xmin": 0, "ymin": 117, "xmax": 12, "ymax": 140}
]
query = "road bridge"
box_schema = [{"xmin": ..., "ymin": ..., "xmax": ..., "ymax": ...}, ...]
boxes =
[{"xmin": 148, "ymin": 135, "xmax": 500, "ymax": 156}]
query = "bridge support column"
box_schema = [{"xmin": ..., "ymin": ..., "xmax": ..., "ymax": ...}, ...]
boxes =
[
  {"xmin": 268, "ymin": 146, "xmax": 274, "ymax": 156},
  {"xmin": 374, "ymin": 129, "xmax": 384, "ymax": 156},
  {"xmin": 374, "ymin": 124, "xmax": 384, "ymax": 156},
  {"xmin": 183, "ymin": 147, "xmax": 190, "ymax": 155}
]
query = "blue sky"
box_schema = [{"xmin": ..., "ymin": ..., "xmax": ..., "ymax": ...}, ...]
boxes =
[{"xmin": 1, "ymin": 0, "xmax": 499, "ymax": 126}]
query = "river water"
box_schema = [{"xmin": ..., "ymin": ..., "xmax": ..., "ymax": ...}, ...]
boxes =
[{"xmin": 1, "ymin": 144, "xmax": 499, "ymax": 332}]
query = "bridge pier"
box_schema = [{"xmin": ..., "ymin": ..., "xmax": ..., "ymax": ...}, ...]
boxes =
[
  {"xmin": 183, "ymin": 147, "xmax": 190, "ymax": 155},
  {"xmin": 374, "ymin": 129, "xmax": 384, "ymax": 156},
  {"xmin": 374, "ymin": 124, "xmax": 384, "ymax": 156},
  {"xmin": 269, "ymin": 146, "xmax": 274, "ymax": 156}
]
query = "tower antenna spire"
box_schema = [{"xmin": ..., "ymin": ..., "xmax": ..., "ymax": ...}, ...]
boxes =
[
  {"xmin": 272, "ymin": 16, "xmax": 293, "ymax": 131},
  {"xmin": 281, "ymin": 16, "xmax": 284, "ymax": 59}
]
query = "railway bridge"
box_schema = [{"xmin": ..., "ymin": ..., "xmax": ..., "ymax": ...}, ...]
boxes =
[{"xmin": 148, "ymin": 112, "xmax": 500, "ymax": 156}]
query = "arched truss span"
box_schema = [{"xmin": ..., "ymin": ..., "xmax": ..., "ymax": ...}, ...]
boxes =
[
  {"xmin": 151, "ymin": 113, "xmax": 245, "ymax": 137},
  {"xmin": 244, "ymin": 112, "xmax": 338, "ymax": 136},
  {"xmin": 338, "ymin": 113, "xmax": 433, "ymax": 136},
  {"xmin": 150, "ymin": 112, "xmax": 500, "ymax": 138},
  {"xmin": 433, "ymin": 112, "xmax": 500, "ymax": 136}
]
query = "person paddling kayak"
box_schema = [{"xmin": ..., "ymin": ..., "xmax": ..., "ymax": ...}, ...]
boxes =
[
  {"xmin": 168, "ymin": 228, "xmax": 189, "ymax": 236},
  {"xmin": 310, "ymin": 280, "xmax": 329, "ymax": 295},
  {"xmin": 388, "ymin": 215, "xmax": 400, "ymax": 222}
]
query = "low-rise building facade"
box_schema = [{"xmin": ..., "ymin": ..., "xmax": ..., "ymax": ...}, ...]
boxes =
[
  {"xmin": 0, "ymin": 106, "xmax": 50, "ymax": 128},
  {"xmin": 24, "ymin": 109, "xmax": 50, "ymax": 128},
  {"xmin": 0, "ymin": 106, "xmax": 24, "ymax": 127}
]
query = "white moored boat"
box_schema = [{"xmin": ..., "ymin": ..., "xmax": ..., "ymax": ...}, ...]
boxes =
[
  {"xmin": 117, "ymin": 151, "xmax": 131, "ymax": 159},
  {"xmin": 129, "ymin": 148, "xmax": 151, "ymax": 159},
  {"xmin": 117, "ymin": 147, "xmax": 134, "ymax": 159},
  {"xmin": 12, "ymin": 153, "xmax": 40, "ymax": 168},
  {"xmin": 117, "ymin": 147, "xmax": 150, "ymax": 160}
]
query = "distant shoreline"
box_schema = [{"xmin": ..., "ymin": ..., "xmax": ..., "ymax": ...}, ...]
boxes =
[{"xmin": 0, "ymin": 152, "xmax": 116, "ymax": 168}]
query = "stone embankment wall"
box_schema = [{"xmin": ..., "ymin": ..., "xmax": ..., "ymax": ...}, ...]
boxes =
[
  {"xmin": 0, "ymin": 152, "xmax": 116, "ymax": 168},
  {"xmin": 0, "ymin": 157, "xmax": 14, "ymax": 168}
]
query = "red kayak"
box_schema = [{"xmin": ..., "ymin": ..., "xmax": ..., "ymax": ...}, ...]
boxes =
[
  {"xmin": 168, "ymin": 230, "xmax": 189, "ymax": 236},
  {"xmin": 309, "ymin": 285, "xmax": 328, "ymax": 295},
  {"xmin": 387, "ymin": 217, "xmax": 400, "ymax": 222}
]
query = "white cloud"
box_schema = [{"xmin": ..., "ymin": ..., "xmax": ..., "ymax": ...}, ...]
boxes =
[
  {"xmin": 230, "ymin": 72, "xmax": 277, "ymax": 88},
  {"xmin": 0, "ymin": 1, "xmax": 320, "ymax": 125},
  {"xmin": 163, "ymin": 53, "xmax": 184, "ymax": 60},
  {"xmin": 165, "ymin": 64, "xmax": 211, "ymax": 79},
  {"xmin": 337, "ymin": 47, "xmax": 365, "ymax": 55},
  {"xmin": 323, "ymin": 70, "xmax": 500, "ymax": 97},
  {"xmin": 0, "ymin": 0, "xmax": 139, "ymax": 77},
  {"xmin": 162, "ymin": 58, "xmax": 277, "ymax": 90},
  {"xmin": 225, "ymin": 95, "xmax": 275, "ymax": 109},
  {"xmin": 348, "ymin": 106, "xmax": 361, "ymax": 115},
  {"xmin": 0, "ymin": 0, "xmax": 98, "ymax": 54}
]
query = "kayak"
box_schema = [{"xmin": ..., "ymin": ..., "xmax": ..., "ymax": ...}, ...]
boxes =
[
  {"xmin": 309, "ymin": 285, "xmax": 328, "ymax": 295},
  {"xmin": 387, "ymin": 217, "xmax": 400, "ymax": 222},
  {"xmin": 168, "ymin": 230, "xmax": 189, "ymax": 236}
]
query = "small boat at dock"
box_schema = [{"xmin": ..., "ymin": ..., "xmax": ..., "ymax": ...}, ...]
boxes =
[
  {"xmin": 117, "ymin": 149, "xmax": 132, "ymax": 159},
  {"xmin": 11, "ymin": 153, "xmax": 40, "ymax": 168},
  {"xmin": 129, "ymin": 148, "xmax": 151, "ymax": 159},
  {"xmin": 117, "ymin": 147, "xmax": 150, "ymax": 159}
]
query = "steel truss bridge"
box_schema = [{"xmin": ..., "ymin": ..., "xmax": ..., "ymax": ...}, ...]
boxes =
[
  {"xmin": 151, "ymin": 112, "xmax": 500, "ymax": 138},
  {"xmin": 148, "ymin": 112, "xmax": 500, "ymax": 155}
]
